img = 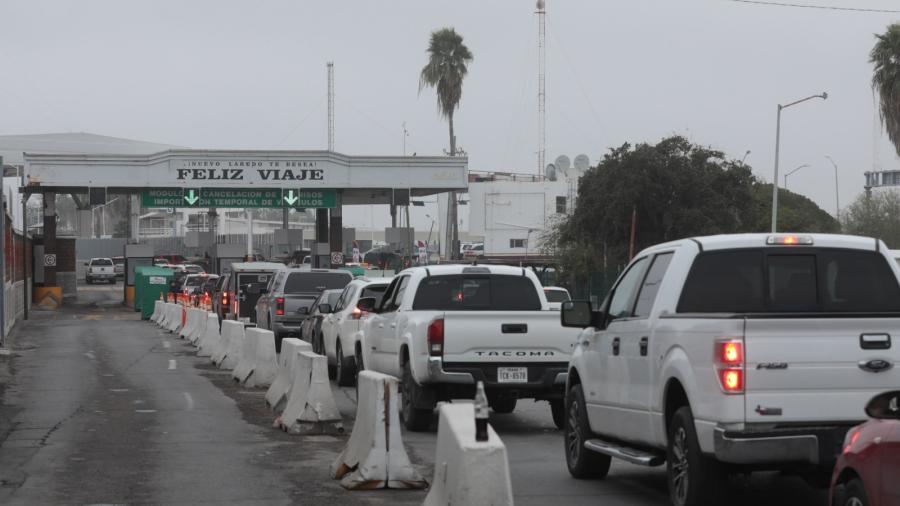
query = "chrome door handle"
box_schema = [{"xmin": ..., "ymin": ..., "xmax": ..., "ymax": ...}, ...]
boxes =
[
  {"xmin": 377, "ymin": 323, "xmax": 384, "ymax": 328},
  {"xmin": 612, "ymin": 337, "xmax": 620, "ymax": 356},
  {"xmin": 390, "ymin": 323, "xmax": 397, "ymax": 329},
  {"xmin": 874, "ymin": 436, "xmax": 883, "ymax": 444}
]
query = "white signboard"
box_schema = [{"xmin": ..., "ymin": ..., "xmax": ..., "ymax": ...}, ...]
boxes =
[
  {"xmin": 149, "ymin": 276, "xmax": 167, "ymax": 285},
  {"xmin": 24, "ymin": 151, "xmax": 468, "ymax": 192}
]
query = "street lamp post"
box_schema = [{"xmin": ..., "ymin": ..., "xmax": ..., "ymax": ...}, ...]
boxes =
[
  {"xmin": 825, "ymin": 155, "xmax": 840, "ymax": 223},
  {"xmin": 783, "ymin": 164, "xmax": 810, "ymax": 191},
  {"xmin": 771, "ymin": 92, "xmax": 828, "ymax": 232}
]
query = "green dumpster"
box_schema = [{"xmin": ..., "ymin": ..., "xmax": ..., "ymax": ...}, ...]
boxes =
[{"xmin": 135, "ymin": 266, "xmax": 174, "ymax": 320}]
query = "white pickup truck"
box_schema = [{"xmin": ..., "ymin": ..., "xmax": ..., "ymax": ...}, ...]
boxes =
[
  {"xmin": 561, "ymin": 233, "xmax": 900, "ymax": 506},
  {"xmin": 356, "ymin": 264, "xmax": 581, "ymax": 431},
  {"xmin": 85, "ymin": 257, "xmax": 116, "ymax": 284}
]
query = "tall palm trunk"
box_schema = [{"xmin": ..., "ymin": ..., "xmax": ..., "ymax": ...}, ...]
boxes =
[{"xmin": 447, "ymin": 111, "xmax": 459, "ymax": 258}]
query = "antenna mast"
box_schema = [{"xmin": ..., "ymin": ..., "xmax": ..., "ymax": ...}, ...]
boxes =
[
  {"xmin": 327, "ymin": 62, "xmax": 335, "ymax": 151},
  {"xmin": 536, "ymin": 0, "xmax": 546, "ymax": 178}
]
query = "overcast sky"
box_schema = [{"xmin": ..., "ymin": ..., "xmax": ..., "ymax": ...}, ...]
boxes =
[{"xmin": 3, "ymin": 0, "xmax": 900, "ymax": 231}]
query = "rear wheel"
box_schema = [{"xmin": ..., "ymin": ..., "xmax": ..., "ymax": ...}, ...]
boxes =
[
  {"xmin": 335, "ymin": 340, "xmax": 356, "ymax": 387},
  {"xmin": 839, "ymin": 478, "xmax": 869, "ymax": 506},
  {"xmin": 489, "ymin": 397, "xmax": 517, "ymax": 414},
  {"xmin": 565, "ymin": 384, "xmax": 610, "ymax": 479},
  {"xmin": 400, "ymin": 359, "xmax": 432, "ymax": 431},
  {"xmin": 667, "ymin": 406, "xmax": 723, "ymax": 506}
]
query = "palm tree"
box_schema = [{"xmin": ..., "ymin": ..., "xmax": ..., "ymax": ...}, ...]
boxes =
[
  {"xmin": 420, "ymin": 28, "xmax": 473, "ymax": 259},
  {"xmin": 420, "ymin": 27, "xmax": 473, "ymax": 156},
  {"xmin": 871, "ymin": 24, "xmax": 900, "ymax": 156}
]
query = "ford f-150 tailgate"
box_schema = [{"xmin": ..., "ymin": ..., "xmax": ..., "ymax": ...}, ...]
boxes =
[{"xmin": 744, "ymin": 317, "xmax": 900, "ymax": 424}]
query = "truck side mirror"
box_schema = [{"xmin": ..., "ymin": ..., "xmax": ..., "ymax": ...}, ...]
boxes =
[
  {"xmin": 561, "ymin": 300, "xmax": 598, "ymax": 328},
  {"xmin": 357, "ymin": 297, "xmax": 376, "ymax": 313},
  {"xmin": 317, "ymin": 303, "xmax": 332, "ymax": 314}
]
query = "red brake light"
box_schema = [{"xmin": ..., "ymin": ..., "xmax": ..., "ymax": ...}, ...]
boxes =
[
  {"xmin": 715, "ymin": 339, "xmax": 744, "ymax": 394},
  {"xmin": 427, "ymin": 318, "xmax": 444, "ymax": 356},
  {"xmin": 718, "ymin": 341, "xmax": 743, "ymax": 364},
  {"xmin": 720, "ymin": 369, "xmax": 742, "ymax": 392},
  {"xmin": 275, "ymin": 297, "xmax": 285, "ymax": 316},
  {"xmin": 767, "ymin": 235, "xmax": 813, "ymax": 246}
]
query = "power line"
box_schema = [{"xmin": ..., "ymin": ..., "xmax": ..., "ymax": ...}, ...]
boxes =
[{"xmin": 727, "ymin": 0, "xmax": 900, "ymax": 13}]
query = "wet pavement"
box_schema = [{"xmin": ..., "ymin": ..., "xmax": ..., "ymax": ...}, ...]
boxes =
[{"xmin": 0, "ymin": 284, "xmax": 828, "ymax": 505}]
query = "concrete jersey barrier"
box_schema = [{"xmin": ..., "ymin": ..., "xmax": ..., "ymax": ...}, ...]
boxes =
[
  {"xmin": 330, "ymin": 370, "xmax": 426, "ymax": 490},
  {"xmin": 423, "ymin": 403, "xmax": 513, "ymax": 506},
  {"xmin": 188, "ymin": 309, "xmax": 207, "ymax": 344},
  {"xmin": 178, "ymin": 308, "xmax": 193, "ymax": 339},
  {"xmin": 156, "ymin": 302, "xmax": 170, "ymax": 328},
  {"xmin": 165, "ymin": 304, "xmax": 182, "ymax": 333},
  {"xmin": 197, "ymin": 314, "xmax": 221, "ymax": 358},
  {"xmin": 150, "ymin": 300, "xmax": 162, "ymax": 323},
  {"xmin": 219, "ymin": 320, "xmax": 245, "ymax": 370},
  {"xmin": 213, "ymin": 320, "xmax": 244, "ymax": 368},
  {"xmin": 279, "ymin": 351, "xmax": 342, "ymax": 435},
  {"xmin": 265, "ymin": 338, "xmax": 312, "ymax": 410}
]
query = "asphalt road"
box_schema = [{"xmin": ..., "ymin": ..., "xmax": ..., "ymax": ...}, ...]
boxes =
[{"xmin": 0, "ymin": 284, "xmax": 829, "ymax": 505}]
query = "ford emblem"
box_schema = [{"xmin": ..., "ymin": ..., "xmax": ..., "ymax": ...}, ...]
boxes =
[{"xmin": 859, "ymin": 359, "xmax": 893, "ymax": 373}]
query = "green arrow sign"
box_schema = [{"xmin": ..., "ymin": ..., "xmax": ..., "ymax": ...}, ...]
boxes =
[
  {"xmin": 287, "ymin": 190, "xmax": 336, "ymax": 208},
  {"xmin": 184, "ymin": 189, "xmax": 201, "ymax": 206},
  {"xmin": 140, "ymin": 188, "xmax": 337, "ymax": 208}
]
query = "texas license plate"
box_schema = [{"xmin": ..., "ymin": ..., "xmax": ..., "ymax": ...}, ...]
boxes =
[{"xmin": 497, "ymin": 367, "xmax": 528, "ymax": 383}]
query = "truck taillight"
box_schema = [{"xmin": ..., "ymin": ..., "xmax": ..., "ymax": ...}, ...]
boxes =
[
  {"xmin": 222, "ymin": 291, "xmax": 230, "ymax": 312},
  {"xmin": 717, "ymin": 341, "xmax": 743, "ymax": 364},
  {"xmin": 715, "ymin": 339, "xmax": 744, "ymax": 394},
  {"xmin": 427, "ymin": 318, "xmax": 444, "ymax": 357},
  {"xmin": 275, "ymin": 297, "xmax": 285, "ymax": 316}
]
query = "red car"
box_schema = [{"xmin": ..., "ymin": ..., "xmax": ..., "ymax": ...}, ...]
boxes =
[{"xmin": 830, "ymin": 390, "xmax": 900, "ymax": 506}]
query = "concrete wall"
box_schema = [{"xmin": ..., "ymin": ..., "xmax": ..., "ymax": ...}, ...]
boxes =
[{"xmin": 76, "ymin": 238, "xmax": 128, "ymax": 261}]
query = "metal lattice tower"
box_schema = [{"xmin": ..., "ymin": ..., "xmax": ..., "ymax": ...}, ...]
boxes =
[
  {"xmin": 536, "ymin": 0, "xmax": 546, "ymax": 178},
  {"xmin": 327, "ymin": 62, "xmax": 335, "ymax": 152}
]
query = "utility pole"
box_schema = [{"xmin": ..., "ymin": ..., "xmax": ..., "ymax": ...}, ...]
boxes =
[
  {"xmin": 536, "ymin": 0, "xmax": 547, "ymax": 178},
  {"xmin": 327, "ymin": 62, "xmax": 335, "ymax": 152}
]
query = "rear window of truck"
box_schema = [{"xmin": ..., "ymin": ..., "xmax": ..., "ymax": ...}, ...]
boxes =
[
  {"xmin": 413, "ymin": 274, "xmax": 542, "ymax": 311},
  {"xmin": 677, "ymin": 248, "xmax": 900, "ymax": 313}
]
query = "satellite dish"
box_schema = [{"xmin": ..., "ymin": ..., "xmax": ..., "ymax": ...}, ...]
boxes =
[
  {"xmin": 573, "ymin": 154, "xmax": 590, "ymax": 173},
  {"xmin": 554, "ymin": 155, "xmax": 571, "ymax": 174},
  {"xmin": 545, "ymin": 163, "xmax": 557, "ymax": 181}
]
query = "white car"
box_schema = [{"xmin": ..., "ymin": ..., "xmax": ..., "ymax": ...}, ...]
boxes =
[
  {"xmin": 85, "ymin": 257, "xmax": 116, "ymax": 284},
  {"xmin": 543, "ymin": 286, "xmax": 570, "ymax": 310},
  {"xmin": 320, "ymin": 277, "xmax": 392, "ymax": 386},
  {"xmin": 561, "ymin": 233, "xmax": 900, "ymax": 506}
]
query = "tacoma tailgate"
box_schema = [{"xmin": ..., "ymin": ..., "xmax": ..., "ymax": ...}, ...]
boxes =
[{"xmin": 441, "ymin": 311, "xmax": 577, "ymax": 363}]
